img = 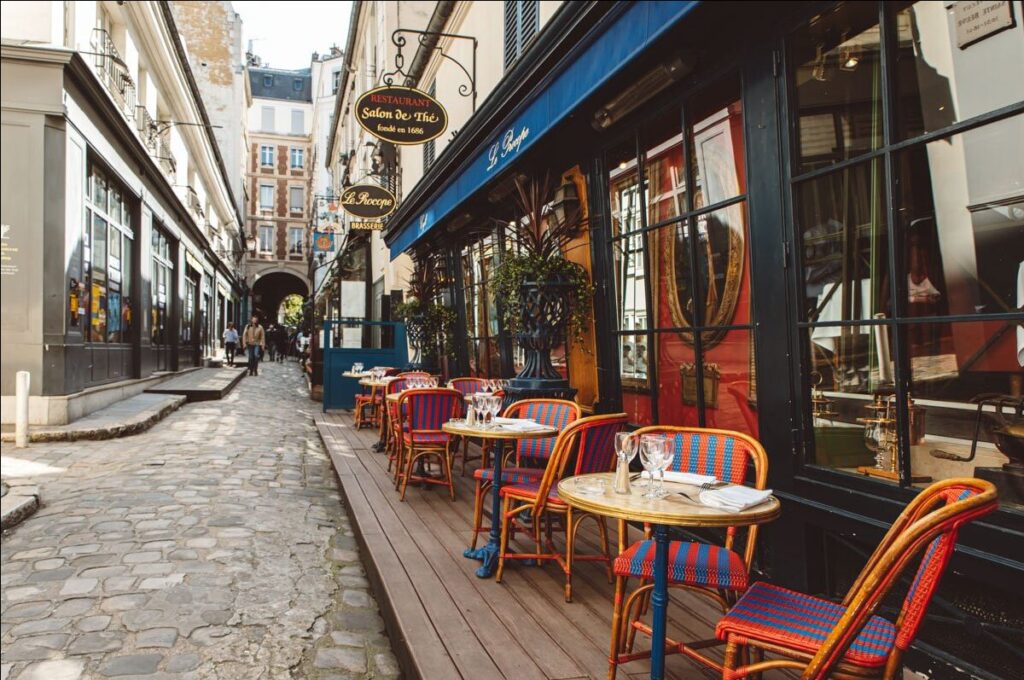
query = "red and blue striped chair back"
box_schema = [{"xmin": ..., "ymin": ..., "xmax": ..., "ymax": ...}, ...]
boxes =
[
  {"xmin": 529, "ymin": 413, "xmax": 629, "ymax": 513},
  {"xmin": 398, "ymin": 371, "xmax": 430, "ymax": 379},
  {"xmin": 403, "ymin": 388, "xmax": 461, "ymax": 433},
  {"xmin": 633, "ymin": 426, "xmax": 766, "ymax": 486},
  {"xmin": 449, "ymin": 377, "xmax": 487, "ymax": 395},
  {"xmin": 505, "ymin": 399, "xmax": 581, "ymax": 467},
  {"xmin": 386, "ymin": 378, "xmax": 408, "ymax": 396},
  {"xmin": 802, "ymin": 478, "xmax": 997, "ymax": 678}
]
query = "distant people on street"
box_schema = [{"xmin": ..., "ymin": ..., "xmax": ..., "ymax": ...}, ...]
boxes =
[
  {"xmin": 266, "ymin": 324, "xmax": 278, "ymax": 362},
  {"xmin": 622, "ymin": 343, "xmax": 635, "ymax": 373},
  {"xmin": 275, "ymin": 325, "xmax": 288, "ymax": 363},
  {"xmin": 635, "ymin": 344, "xmax": 648, "ymax": 376},
  {"xmin": 222, "ymin": 322, "xmax": 239, "ymax": 367},
  {"xmin": 242, "ymin": 315, "xmax": 265, "ymax": 376}
]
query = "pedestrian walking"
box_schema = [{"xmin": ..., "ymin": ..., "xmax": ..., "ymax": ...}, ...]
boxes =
[
  {"xmin": 266, "ymin": 324, "xmax": 278, "ymax": 362},
  {"xmin": 222, "ymin": 322, "xmax": 239, "ymax": 367},
  {"xmin": 275, "ymin": 325, "xmax": 288, "ymax": 363},
  {"xmin": 241, "ymin": 315, "xmax": 265, "ymax": 376}
]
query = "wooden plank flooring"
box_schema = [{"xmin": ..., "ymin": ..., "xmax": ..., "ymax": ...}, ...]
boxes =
[{"xmin": 315, "ymin": 410, "xmax": 786, "ymax": 680}]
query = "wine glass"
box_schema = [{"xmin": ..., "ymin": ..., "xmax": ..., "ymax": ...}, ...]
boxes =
[
  {"xmin": 654, "ymin": 439, "xmax": 671, "ymax": 497},
  {"xmin": 489, "ymin": 395, "xmax": 502, "ymax": 426},
  {"xmin": 615, "ymin": 432, "xmax": 637, "ymax": 466},
  {"xmin": 638, "ymin": 435, "xmax": 660, "ymax": 499}
]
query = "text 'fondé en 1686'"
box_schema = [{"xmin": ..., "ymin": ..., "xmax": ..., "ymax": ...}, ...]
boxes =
[
  {"xmin": 339, "ymin": 184, "xmax": 398, "ymax": 219},
  {"xmin": 355, "ymin": 86, "xmax": 447, "ymax": 145}
]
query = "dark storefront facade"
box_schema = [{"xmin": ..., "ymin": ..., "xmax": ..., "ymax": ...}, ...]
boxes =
[{"xmin": 383, "ymin": 2, "xmax": 1024, "ymax": 677}]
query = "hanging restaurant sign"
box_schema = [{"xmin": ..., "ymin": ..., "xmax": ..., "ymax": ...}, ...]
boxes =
[
  {"xmin": 355, "ymin": 86, "xmax": 447, "ymax": 145},
  {"xmin": 313, "ymin": 231, "xmax": 335, "ymax": 253},
  {"xmin": 340, "ymin": 184, "xmax": 397, "ymax": 219}
]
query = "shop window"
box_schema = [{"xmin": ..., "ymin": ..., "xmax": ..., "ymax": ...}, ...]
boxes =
[
  {"xmin": 607, "ymin": 76, "xmax": 755, "ymax": 434},
  {"xmin": 150, "ymin": 227, "xmax": 172, "ymax": 349},
  {"xmin": 460, "ymin": 233, "xmax": 502, "ymax": 377},
  {"xmin": 503, "ymin": 0, "xmax": 539, "ymax": 71},
  {"xmin": 181, "ymin": 276, "xmax": 197, "ymax": 344},
  {"xmin": 82, "ymin": 163, "xmax": 133, "ymax": 345},
  {"xmin": 894, "ymin": 1, "xmax": 1024, "ymax": 140},
  {"xmin": 789, "ymin": 5, "xmax": 1023, "ymax": 512},
  {"xmin": 288, "ymin": 227, "xmax": 304, "ymax": 255},
  {"xmin": 790, "ymin": 2, "xmax": 883, "ymax": 174}
]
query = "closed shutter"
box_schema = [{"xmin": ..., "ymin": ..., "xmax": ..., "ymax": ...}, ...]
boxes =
[
  {"xmin": 423, "ymin": 82, "xmax": 436, "ymax": 172},
  {"xmin": 504, "ymin": 1, "xmax": 540, "ymax": 71}
]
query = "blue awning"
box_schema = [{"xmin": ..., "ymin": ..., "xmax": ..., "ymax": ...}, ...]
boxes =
[{"xmin": 388, "ymin": 0, "xmax": 699, "ymax": 255}]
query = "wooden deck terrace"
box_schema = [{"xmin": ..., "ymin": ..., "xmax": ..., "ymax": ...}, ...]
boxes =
[{"xmin": 314, "ymin": 410, "xmax": 788, "ymax": 680}]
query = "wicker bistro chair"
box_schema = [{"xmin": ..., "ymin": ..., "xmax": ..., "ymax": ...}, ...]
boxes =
[
  {"xmin": 607, "ymin": 426, "xmax": 769, "ymax": 679},
  {"xmin": 469, "ymin": 399, "xmax": 581, "ymax": 550},
  {"xmin": 397, "ymin": 388, "xmax": 463, "ymax": 501},
  {"xmin": 448, "ymin": 377, "xmax": 489, "ymax": 474},
  {"xmin": 382, "ymin": 378, "xmax": 408, "ymax": 474},
  {"xmin": 496, "ymin": 413, "xmax": 629, "ymax": 602},
  {"xmin": 705, "ymin": 478, "xmax": 998, "ymax": 680},
  {"xmin": 354, "ymin": 383, "xmax": 383, "ymax": 429}
]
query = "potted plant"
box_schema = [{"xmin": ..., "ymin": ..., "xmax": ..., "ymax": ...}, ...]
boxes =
[
  {"xmin": 393, "ymin": 253, "xmax": 456, "ymax": 371},
  {"xmin": 491, "ymin": 173, "xmax": 593, "ymax": 401}
]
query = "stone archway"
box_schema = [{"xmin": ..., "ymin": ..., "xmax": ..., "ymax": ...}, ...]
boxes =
[{"xmin": 250, "ymin": 271, "xmax": 309, "ymax": 326}]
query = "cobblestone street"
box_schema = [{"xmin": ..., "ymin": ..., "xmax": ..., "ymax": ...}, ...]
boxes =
[{"xmin": 1, "ymin": 362, "xmax": 397, "ymax": 680}]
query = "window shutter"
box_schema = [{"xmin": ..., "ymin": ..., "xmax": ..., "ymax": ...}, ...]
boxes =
[
  {"xmin": 423, "ymin": 82, "xmax": 436, "ymax": 173},
  {"xmin": 503, "ymin": 1, "xmax": 518, "ymax": 71},
  {"xmin": 521, "ymin": 1, "xmax": 539, "ymax": 49}
]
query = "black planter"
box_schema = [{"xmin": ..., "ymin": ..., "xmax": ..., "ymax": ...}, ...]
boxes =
[
  {"xmin": 404, "ymin": 314, "xmax": 434, "ymax": 371},
  {"xmin": 505, "ymin": 276, "xmax": 577, "ymax": 405}
]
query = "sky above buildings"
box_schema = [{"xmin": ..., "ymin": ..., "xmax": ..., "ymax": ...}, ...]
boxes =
[{"xmin": 234, "ymin": 1, "xmax": 353, "ymax": 69}]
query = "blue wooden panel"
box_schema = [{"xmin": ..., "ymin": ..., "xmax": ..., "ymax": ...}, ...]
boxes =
[{"xmin": 322, "ymin": 320, "xmax": 408, "ymax": 411}]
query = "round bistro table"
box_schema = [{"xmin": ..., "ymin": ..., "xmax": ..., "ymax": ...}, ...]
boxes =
[
  {"xmin": 557, "ymin": 473, "xmax": 781, "ymax": 680},
  {"xmin": 442, "ymin": 419, "xmax": 559, "ymax": 578}
]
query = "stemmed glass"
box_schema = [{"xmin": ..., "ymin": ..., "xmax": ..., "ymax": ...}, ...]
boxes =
[
  {"xmin": 489, "ymin": 395, "xmax": 502, "ymax": 427},
  {"xmin": 639, "ymin": 435, "xmax": 668, "ymax": 499}
]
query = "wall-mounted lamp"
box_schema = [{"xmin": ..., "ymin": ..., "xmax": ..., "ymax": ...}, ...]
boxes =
[
  {"xmin": 550, "ymin": 181, "xmax": 582, "ymax": 232},
  {"xmin": 592, "ymin": 55, "xmax": 694, "ymax": 131}
]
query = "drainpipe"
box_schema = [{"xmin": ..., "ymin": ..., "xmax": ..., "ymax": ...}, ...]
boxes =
[{"xmin": 403, "ymin": 1, "xmax": 457, "ymax": 88}]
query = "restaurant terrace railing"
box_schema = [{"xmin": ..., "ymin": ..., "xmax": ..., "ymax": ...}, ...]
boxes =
[{"xmin": 91, "ymin": 28, "xmax": 136, "ymax": 121}]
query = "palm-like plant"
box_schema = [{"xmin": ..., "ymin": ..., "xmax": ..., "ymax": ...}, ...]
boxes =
[{"xmin": 394, "ymin": 252, "xmax": 455, "ymax": 368}]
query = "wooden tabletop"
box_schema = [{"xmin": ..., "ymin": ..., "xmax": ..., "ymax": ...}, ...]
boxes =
[
  {"xmin": 360, "ymin": 378, "xmax": 397, "ymax": 388},
  {"xmin": 557, "ymin": 473, "xmax": 781, "ymax": 528},
  {"xmin": 442, "ymin": 420, "xmax": 559, "ymax": 440},
  {"xmin": 343, "ymin": 371, "xmax": 369, "ymax": 379}
]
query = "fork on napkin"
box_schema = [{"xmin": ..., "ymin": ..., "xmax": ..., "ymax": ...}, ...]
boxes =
[{"xmin": 697, "ymin": 486, "xmax": 772, "ymax": 512}]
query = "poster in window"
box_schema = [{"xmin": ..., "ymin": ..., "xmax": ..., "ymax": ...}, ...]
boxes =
[{"xmin": 69, "ymin": 278, "xmax": 80, "ymax": 326}]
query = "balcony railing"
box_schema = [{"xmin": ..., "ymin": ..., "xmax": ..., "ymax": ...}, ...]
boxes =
[
  {"xmin": 136, "ymin": 106, "xmax": 158, "ymax": 154},
  {"xmin": 157, "ymin": 135, "xmax": 176, "ymax": 177},
  {"xmin": 185, "ymin": 186, "xmax": 205, "ymax": 223},
  {"xmin": 91, "ymin": 28, "xmax": 136, "ymax": 121}
]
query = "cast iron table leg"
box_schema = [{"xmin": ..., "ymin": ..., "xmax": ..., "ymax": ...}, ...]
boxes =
[
  {"xmin": 649, "ymin": 524, "xmax": 669, "ymax": 679},
  {"xmin": 463, "ymin": 438, "xmax": 503, "ymax": 578}
]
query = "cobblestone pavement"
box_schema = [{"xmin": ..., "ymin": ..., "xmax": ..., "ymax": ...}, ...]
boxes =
[{"xmin": 1, "ymin": 361, "xmax": 398, "ymax": 679}]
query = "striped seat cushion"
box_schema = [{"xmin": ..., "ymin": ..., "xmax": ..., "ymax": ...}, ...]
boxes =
[
  {"xmin": 614, "ymin": 540, "xmax": 748, "ymax": 591},
  {"xmin": 499, "ymin": 480, "xmax": 563, "ymax": 505},
  {"xmin": 402, "ymin": 432, "xmax": 450, "ymax": 445},
  {"xmin": 716, "ymin": 582, "xmax": 896, "ymax": 668},
  {"xmin": 473, "ymin": 467, "xmax": 543, "ymax": 486}
]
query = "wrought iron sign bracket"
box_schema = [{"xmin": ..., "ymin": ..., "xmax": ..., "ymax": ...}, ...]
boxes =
[{"xmin": 381, "ymin": 28, "xmax": 478, "ymax": 111}]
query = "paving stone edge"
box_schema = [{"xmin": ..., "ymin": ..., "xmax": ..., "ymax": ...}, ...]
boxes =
[
  {"xmin": 0, "ymin": 491, "xmax": 39, "ymax": 530},
  {"xmin": 0, "ymin": 395, "xmax": 187, "ymax": 443}
]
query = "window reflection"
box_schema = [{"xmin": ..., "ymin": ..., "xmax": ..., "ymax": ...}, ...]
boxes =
[
  {"xmin": 644, "ymin": 106, "xmax": 685, "ymax": 224},
  {"xmin": 897, "ymin": 115, "xmax": 1024, "ymax": 320},
  {"xmin": 895, "ymin": 1, "xmax": 1024, "ymax": 139},
  {"xmin": 460, "ymin": 234, "xmax": 502, "ymax": 377},
  {"xmin": 790, "ymin": 3, "xmax": 883, "ymax": 173},
  {"xmin": 797, "ymin": 158, "xmax": 890, "ymax": 325},
  {"xmin": 688, "ymin": 76, "xmax": 744, "ymax": 209}
]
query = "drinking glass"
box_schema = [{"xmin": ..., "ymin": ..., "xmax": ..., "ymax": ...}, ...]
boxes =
[
  {"xmin": 489, "ymin": 395, "xmax": 502, "ymax": 426},
  {"xmin": 654, "ymin": 439, "xmax": 671, "ymax": 497},
  {"xmin": 639, "ymin": 435, "xmax": 666, "ymax": 499}
]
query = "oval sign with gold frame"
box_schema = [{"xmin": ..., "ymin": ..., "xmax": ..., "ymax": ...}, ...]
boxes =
[
  {"xmin": 355, "ymin": 86, "xmax": 447, "ymax": 145},
  {"xmin": 660, "ymin": 205, "xmax": 746, "ymax": 349},
  {"xmin": 340, "ymin": 184, "xmax": 397, "ymax": 220}
]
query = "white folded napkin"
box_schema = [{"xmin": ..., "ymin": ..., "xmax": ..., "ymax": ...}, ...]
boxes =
[
  {"xmin": 698, "ymin": 486, "xmax": 772, "ymax": 512},
  {"xmin": 497, "ymin": 419, "xmax": 547, "ymax": 432},
  {"xmin": 492, "ymin": 417, "xmax": 521, "ymax": 424},
  {"xmin": 662, "ymin": 471, "xmax": 718, "ymax": 486}
]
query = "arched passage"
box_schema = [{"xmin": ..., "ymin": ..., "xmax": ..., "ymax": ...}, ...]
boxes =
[{"xmin": 251, "ymin": 271, "xmax": 309, "ymax": 326}]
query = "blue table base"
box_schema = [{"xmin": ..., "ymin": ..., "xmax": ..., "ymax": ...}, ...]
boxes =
[
  {"xmin": 649, "ymin": 523, "xmax": 670, "ymax": 679},
  {"xmin": 464, "ymin": 437, "xmax": 506, "ymax": 578}
]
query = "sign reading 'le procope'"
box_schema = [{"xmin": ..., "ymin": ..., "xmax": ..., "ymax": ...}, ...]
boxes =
[
  {"xmin": 355, "ymin": 86, "xmax": 447, "ymax": 145},
  {"xmin": 340, "ymin": 184, "xmax": 397, "ymax": 219}
]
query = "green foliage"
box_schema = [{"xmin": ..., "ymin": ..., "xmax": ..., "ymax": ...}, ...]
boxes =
[
  {"xmin": 491, "ymin": 253, "xmax": 594, "ymax": 347},
  {"xmin": 393, "ymin": 298, "xmax": 457, "ymax": 357},
  {"xmin": 280, "ymin": 294, "xmax": 305, "ymax": 327}
]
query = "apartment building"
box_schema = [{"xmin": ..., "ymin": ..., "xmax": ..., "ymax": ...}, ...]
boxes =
[
  {"xmin": 308, "ymin": 47, "xmax": 345, "ymax": 296},
  {"xmin": 245, "ymin": 63, "xmax": 312, "ymax": 322},
  {"xmin": 1, "ymin": 0, "xmax": 245, "ymax": 425}
]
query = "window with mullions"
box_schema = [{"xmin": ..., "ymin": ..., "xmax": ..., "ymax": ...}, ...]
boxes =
[
  {"xmin": 150, "ymin": 227, "xmax": 172, "ymax": 352},
  {"xmin": 82, "ymin": 164, "xmax": 134, "ymax": 345},
  {"xmin": 460, "ymin": 233, "xmax": 503, "ymax": 378},
  {"xmin": 608, "ymin": 76, "xmax": 757, "ymax": 435},
  {"xmin": 790, "ymin": 2, "xmax": 1024, "ymax": 511}
]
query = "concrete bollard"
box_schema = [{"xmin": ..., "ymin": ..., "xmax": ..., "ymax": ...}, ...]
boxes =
[{"xmin": 15, "ymin": 370, "xmax": 30, "ymax": 448}]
